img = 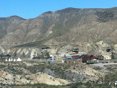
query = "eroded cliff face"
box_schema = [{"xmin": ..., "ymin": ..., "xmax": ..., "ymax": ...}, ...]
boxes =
[{"xmin": 0, "ymin": 41, "xmax": 116, "ymax": 60}]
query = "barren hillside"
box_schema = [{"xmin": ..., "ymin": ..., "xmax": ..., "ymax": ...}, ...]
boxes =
[{"xmin": 0, "ymin": 7, "xmax": 117, "ymax": 57}]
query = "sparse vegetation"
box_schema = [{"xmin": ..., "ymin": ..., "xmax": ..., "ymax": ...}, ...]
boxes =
[
  {"xmin": 1, "ymin": 61, "xmax": 117, "ymax": 88},
  {"xmin": 96, "ymin": 10, "xmax": 114, "ymax": 22}
]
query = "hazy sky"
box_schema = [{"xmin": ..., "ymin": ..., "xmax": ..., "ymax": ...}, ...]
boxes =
[{"xmin": 1, "ymin": 0, "xmax": 117, "ymax": 19}]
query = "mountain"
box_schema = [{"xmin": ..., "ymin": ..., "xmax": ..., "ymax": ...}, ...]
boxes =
[{"xmin": 0, "ymin": 7, "xmax": 117, "ymax": 57}]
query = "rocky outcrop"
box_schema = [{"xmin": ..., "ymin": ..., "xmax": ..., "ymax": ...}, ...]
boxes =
[
  {"xmin": 0, "ymin": 71, "xmax": 69, "ymax": 85},
  {"xmin": 0, "ymin": 62, "xmax": 104, "ymax": 85}
]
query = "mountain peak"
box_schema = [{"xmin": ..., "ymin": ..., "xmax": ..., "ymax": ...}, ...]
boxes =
[
  {"xmin": 9, "ymin": 15, "xmax": 26, "ymax": 20},
  {"xmin": 56, "ymin": 7, "xmax": 80, "ymax": 13},
  {"xmin": 42, "ymin": 11, "xmax": 53, "ymax": 15}
]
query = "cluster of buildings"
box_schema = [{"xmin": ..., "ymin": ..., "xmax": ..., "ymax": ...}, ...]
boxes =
[
  {"xmin": 62, "ymin": 47, "xmax": 111, "ymax": 64},
  {"xmin": 62, "ymin": 47, "xmax": 117, "ymax": 64},
  {"xmin": 62, "ymin": 48, "xmax": 96, "ymax": 64},
  {"xmin": 0, "ymin": 53, "xmax": 22, "ymax": 62},
  {"xmin": 0, "ymin": 46, "xmax": 117, "ymax": 64},
  {"xmin": 5, "ymin": 58, "xmax": 22, "ymax": 62}
]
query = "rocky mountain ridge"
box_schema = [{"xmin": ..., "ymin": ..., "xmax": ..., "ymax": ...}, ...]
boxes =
[{"xmin": 0, "ymin": 7, "xmax": 117, "ymax": 57}]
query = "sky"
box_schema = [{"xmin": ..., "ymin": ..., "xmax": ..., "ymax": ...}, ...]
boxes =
[{"xmin": 1, "ymin": 0, "xmax": 117, "ymax": 19}]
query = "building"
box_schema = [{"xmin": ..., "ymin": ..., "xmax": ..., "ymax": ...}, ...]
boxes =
[
  {"xmin": 0, "ymin": 54, "xmax": 11, "ymax": 61},
  {"xmin": 63, "ymin": 53, "xmax": 82, "ymax": 64},
  {"xmin": 48, "ymin": 55, "xmax": 56, "ymax": 63},
  {"xmin": 81, "ymin": 54, "xmax": 98, "ymax": 64}
]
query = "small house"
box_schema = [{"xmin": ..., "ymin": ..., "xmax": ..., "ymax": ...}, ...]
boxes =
[
  {"xmin": 81, "ymin": 54, "xmax": 97, "ymax": 64},
  {"xmin": 63, "ymin": 53, "xmax": 82, "ymax": 64},
  {"xmin": 0, "ymin": 54, "xmax": 11, "ymax": 61}
]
